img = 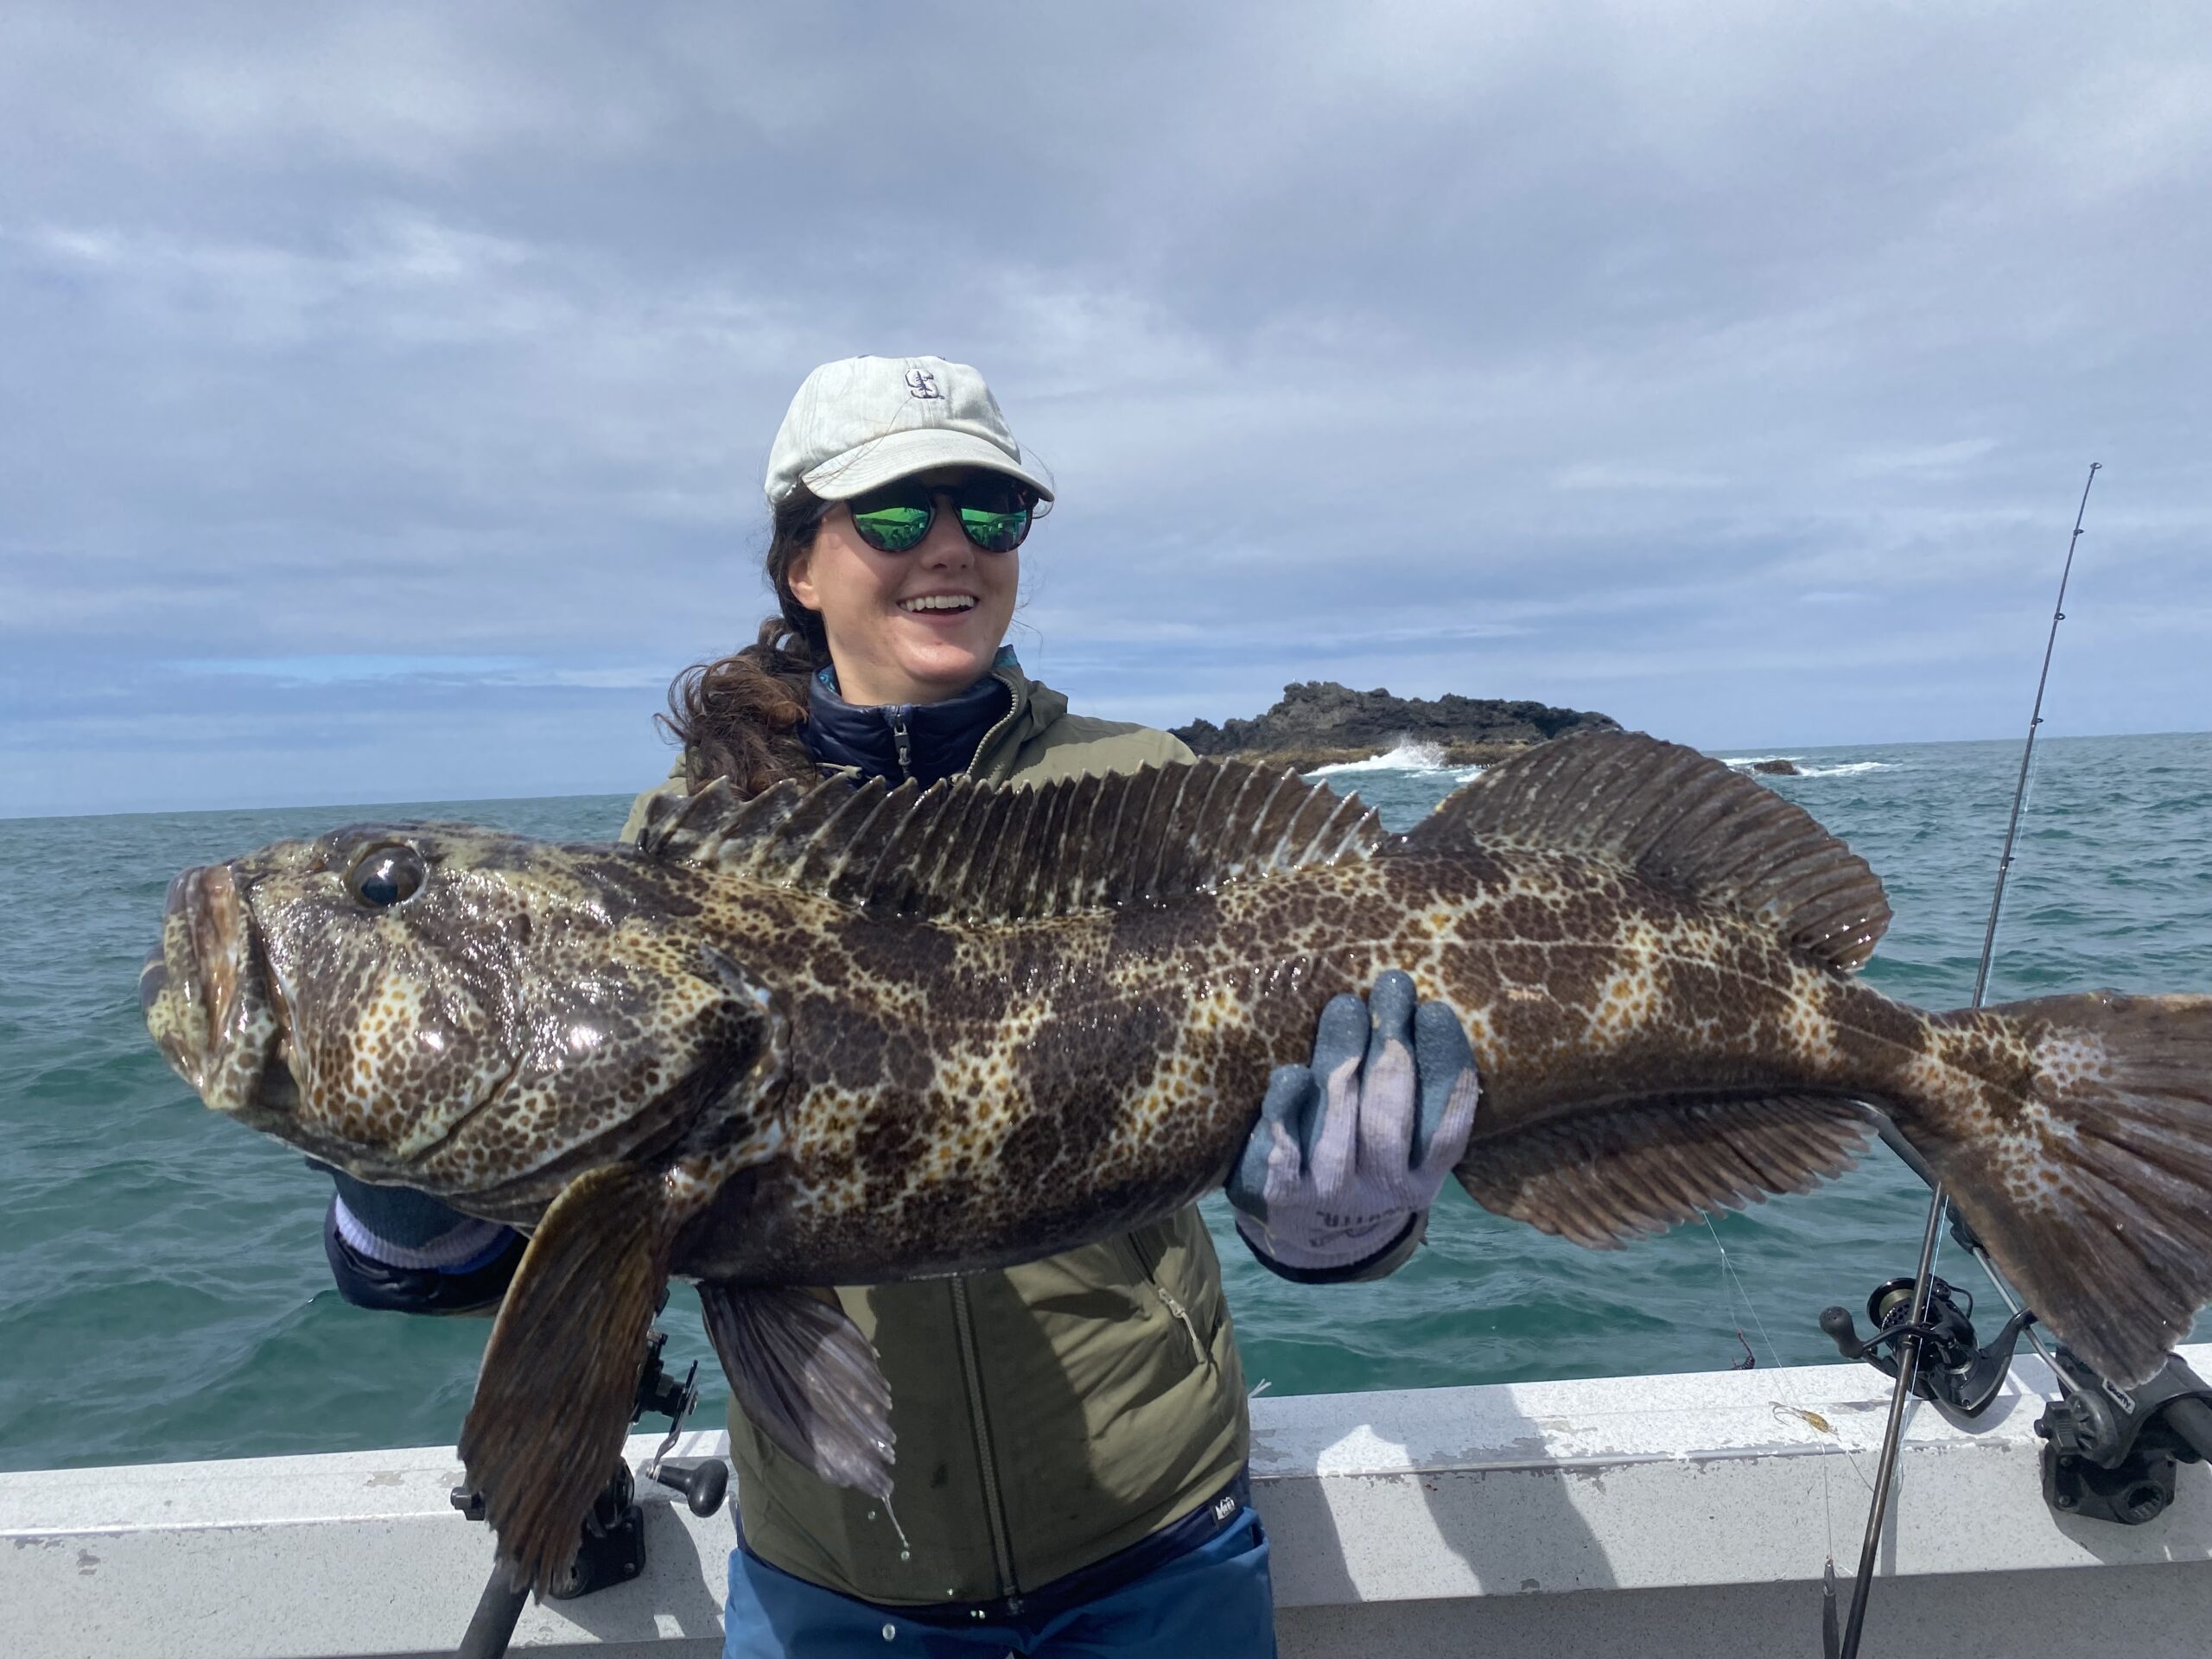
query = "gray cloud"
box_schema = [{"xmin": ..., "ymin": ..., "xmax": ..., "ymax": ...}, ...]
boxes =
[{"xmin": 3, "ymin": 1, "xmax": 2206, "ymax": 815}]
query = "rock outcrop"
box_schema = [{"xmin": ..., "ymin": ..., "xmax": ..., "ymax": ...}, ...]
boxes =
[
  {"xmin": 1745, "ymin": 759, "xmax": 1801, "ymax": 777},
  {"xmin": 1173, "ymin": 681, "xmax": 1619, "ymax": 771}
]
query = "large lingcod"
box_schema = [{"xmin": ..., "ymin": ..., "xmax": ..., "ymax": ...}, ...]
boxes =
[{"xmin": 142, "ymin": 733, "xmax": 2212, "ymax": 1591}]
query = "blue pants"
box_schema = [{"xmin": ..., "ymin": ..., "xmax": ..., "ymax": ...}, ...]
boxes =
[{"xmin": 720, "ymin": 1506, "xmax": 1277, "ymax": 1657}]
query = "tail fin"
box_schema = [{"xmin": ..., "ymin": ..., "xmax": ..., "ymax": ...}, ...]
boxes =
[{"xmin": 1918, "ymin": 991, "xmax": 2212, "ymax": 1385}]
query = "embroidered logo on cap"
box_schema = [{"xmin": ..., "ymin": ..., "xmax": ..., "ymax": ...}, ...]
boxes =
[{"xmin": 905, "ymin": 367, "xmax": 942, "ymax": 400}]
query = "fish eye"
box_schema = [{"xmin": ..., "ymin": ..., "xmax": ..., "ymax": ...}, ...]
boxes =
[{"xmin": 346, "ymin": 844, "xmax": 426, "ymax": 909}]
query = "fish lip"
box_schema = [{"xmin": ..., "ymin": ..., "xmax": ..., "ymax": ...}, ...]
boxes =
[
  {"xmin": 146, "ymin": 862, "xmax": 286, "ymax": 1119},
  {"xmin": 146, "ymin": 867, "xmax": 215, "ymax": 1085}
]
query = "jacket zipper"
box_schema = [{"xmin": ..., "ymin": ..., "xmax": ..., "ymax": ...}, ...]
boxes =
[
  {"xmin": 949, "ymin": 1277, "xmax": 1020, "ymax": 1605},
  {"xmin": 887, "ymin": 709, "xmax": 914, "ymax": 780},
  {"xmin": 1128, "ymin": 1230, "xmax": 1211, "ymax": 1369},
  {"xmin": 965, "ymin": 669, "xmax": 1026, "ymax": 779},
  {"xmin": 942, "ymin": 674, "xmax": 1033, "ymax": 1605}
]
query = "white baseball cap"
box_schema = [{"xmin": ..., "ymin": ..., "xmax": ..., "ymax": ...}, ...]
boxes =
[{"xmin": 764, "ymin": 355, "xmax": 1056, "ymax": 506}]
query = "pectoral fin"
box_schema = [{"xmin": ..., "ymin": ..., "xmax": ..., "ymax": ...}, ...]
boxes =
[
  {"xmin": 458, "ymin": 1162, "xmax": 671, "ymax": 1592},
  {"xmin": 700, "ymin": 1282, "xmax": 895, "ymax": 1500}
]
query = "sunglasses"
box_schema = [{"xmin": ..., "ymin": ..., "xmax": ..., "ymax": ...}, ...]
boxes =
[{"xmin": 845, "ymin": 477, "xmax": 1036, "ymax": 554}]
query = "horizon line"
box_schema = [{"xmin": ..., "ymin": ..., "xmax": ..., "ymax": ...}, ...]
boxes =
[{"xmin": 5, "ymin": 728, "xmax": 2205, "ymax": 826}]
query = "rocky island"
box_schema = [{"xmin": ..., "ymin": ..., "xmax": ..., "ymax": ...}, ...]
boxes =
[{"xmin": 1173, "ymin": 680, "xmax": 1620, "ymax": 772}]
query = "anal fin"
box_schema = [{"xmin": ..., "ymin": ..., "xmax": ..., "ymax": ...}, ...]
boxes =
[
  {"xmin": 458, "ymin": 1162, "xmax": 671, "ymax": 1593},
  {"xmin": 1458, "ymin": 1093, "xmax": 1875, "ymax": 1248},
  {"xmin": 700, "ymin": 1282, "xmax": 895, "ymax": 1500}
]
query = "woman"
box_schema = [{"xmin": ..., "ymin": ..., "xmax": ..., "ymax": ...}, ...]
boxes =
[{"xmin": 325, "ymin": 355, "xmax": 1478, "ymax": 1657}]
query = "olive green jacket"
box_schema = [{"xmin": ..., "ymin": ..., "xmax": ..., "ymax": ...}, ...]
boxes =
[{"xmin": 620, "ymin": 661, "xmax": 1249, "ymax": 1606}]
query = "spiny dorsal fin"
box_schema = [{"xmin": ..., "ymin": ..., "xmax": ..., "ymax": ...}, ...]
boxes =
[
  {"xmin": 640, "ymin": 760, "xmax": 1384, "ymax": 922},
  {"xmin": 1408, "ymin": 731, "xmax": 1891, "ymax": 972}
]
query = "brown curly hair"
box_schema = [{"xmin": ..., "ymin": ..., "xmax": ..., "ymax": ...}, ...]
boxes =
[{"xmin": 658, "ymin": 484, "xmax": 834, "ymax": 794}]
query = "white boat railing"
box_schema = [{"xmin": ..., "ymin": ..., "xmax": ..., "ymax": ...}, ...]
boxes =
[{"xmin": 8, "ymin": 1347, "xmax": 2212, "ymax": 1657}]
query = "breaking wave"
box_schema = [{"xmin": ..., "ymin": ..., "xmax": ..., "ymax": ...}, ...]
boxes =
[
  {"xmin": 1308, "ymin": 739, "xmax": 1453, "ymax": 776},
  {"xmin": 1720, "ymin": 756, "xmax": 1897, "ymax": 779},
  {"xmin": 1313, "ymin": 743, "xmax": 1895, "ymax": 785}
]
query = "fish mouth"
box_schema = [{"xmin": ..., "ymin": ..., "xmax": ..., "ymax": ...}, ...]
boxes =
[{"xmin": 143, "ymin": 863, "xmax": 291, "ymax": 1122}]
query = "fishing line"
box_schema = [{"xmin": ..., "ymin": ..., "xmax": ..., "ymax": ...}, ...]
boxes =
[
  {"xmin": 1825, "ymin": 461, "xmax": 2101, "ymax": 1659},
  {"xmin": 1703, "ymin": 1212, "xmax": 1882, "ymax": 1502},
  {"xmin": 1703, "ymin": 1214, "xmax": 1783, "ymax": 1371}
]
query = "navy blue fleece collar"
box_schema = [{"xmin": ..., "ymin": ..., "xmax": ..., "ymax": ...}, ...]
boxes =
[{"xmin": 804, "ymin": 649, "xmax": 1018, "ymax": 786}]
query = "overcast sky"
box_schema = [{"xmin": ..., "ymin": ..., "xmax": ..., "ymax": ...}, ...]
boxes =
[{"xmin": 3, "ymin": 3, "xmax": 2207, "ymax": 817}]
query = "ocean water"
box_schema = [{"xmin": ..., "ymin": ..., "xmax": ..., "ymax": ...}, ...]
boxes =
[{"xmin": 3, "ymin": 732, "xmax": 2209, "ymax": 1474}]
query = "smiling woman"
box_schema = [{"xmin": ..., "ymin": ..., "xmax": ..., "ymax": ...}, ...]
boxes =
[
  {"xmin": 803, "ymin": 471, "xmax": 1031, "ymax": 683},
  {"xmin": 658, "ymin": 359, "xmax": 1058, "ymax": 795},
  {"xmin": 784, "ymin": 468, "xmax": 1031, "ymax": 708}
]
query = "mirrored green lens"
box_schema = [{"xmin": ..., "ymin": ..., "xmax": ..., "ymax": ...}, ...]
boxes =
[
  {"xmin": 851, "ymin": 505, "xmax": 931, "ymax": 551},
  {"xmin": 958, "ymin": 507, "xmax": 1030, "ymax": 552}
]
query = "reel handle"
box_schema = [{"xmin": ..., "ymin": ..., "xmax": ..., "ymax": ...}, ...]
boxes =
[
  {"xmin": 1820, "ymin": 1305, "xmax": 1872, "ymax": 1362},
  {"xmin": 647, "ymin": 1458, "xmax": 729, "ymax": 1518}
]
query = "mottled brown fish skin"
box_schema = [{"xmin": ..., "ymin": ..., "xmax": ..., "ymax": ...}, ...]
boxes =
[
  {"xmin": 135, "ymin": 825, "xmax": 2068, "ymax": 1278},
  {"xmin": 153, "ymin": 822, "xmax": 1901, "ymax": 1265},
  {"xmin": 143, "ymin": 749, "xmax": 2212, "ymax": 1399},
  {"xmin": 666, "ymin": 842, "xmax": 1940, "ymax": 1283}
]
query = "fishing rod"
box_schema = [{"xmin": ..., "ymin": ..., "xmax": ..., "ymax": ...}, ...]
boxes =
[{"xmin": 1821, "ymin": 462, "xmax": 2099, "ymax": 1659}]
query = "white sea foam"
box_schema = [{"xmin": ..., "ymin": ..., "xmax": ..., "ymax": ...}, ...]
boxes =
[
  {"xmin": 1719, "ymin": 755, "xmax": 1897, "ymax": 779},
  {"xmin": 1313, "ymin": 744, "xmax": 1898, "ymax": 785},
  {"xmin": 1309, "ymin": 739, "xmax": 1452, "ymax": 776}
]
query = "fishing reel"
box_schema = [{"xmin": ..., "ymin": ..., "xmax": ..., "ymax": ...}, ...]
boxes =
[
  {"xmin": 1819, "ymin": 1274, "xmax": 2037, "ymax": 1418},
  {"xmin": 452, "ymin": 1314, "xmax": 729, "ymax": 1659}
]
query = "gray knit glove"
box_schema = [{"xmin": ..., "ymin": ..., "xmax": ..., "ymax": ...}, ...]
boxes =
[{"xmin": 1228, "ymin": 971, "xmax": 1479, "ymax": 1280}]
